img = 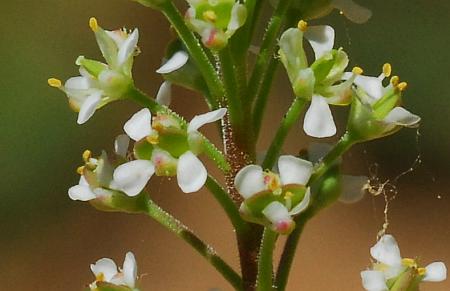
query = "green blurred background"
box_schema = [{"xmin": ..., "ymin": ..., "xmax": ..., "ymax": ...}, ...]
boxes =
[{"xmin": 1, "ymin": 0, "xmax": 449, "ymax": 290}]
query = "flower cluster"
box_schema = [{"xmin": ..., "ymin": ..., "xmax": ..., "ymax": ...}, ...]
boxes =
[{"xmin": 361, "ymin": 235, "xmax": 447, "ymax": 291}]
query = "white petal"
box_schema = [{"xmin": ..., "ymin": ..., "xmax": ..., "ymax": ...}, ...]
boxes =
[
  {"xmin": 289, "ymin": 188, "xmax": 311, "ymax": 215},
  {"xmin": 117, "ymin": 29, "xmax": 139, "ymax": 66},
  {"xmin": 234, "ymin": 165, "xmax": 266, "ymax": 199},
  {"xmin": 332, "ymin": 0, "xmax": 372, "ymax": 24},
  {"xmin": 187, "ymin": 108, "xmax": 227, "ymax": 133},
  {"xmin": 262, "ymin": 201, "xmax": 291, "ymax": 224},
  {"xmin": 339, "ymin": 175, "xmax": 368, "ymax": 203},
  {"xmin": 68, "ymin": 184, "xmax": 96, "ymax": 201},
  {"xmin": 123, "ymin": 108, "xmax": 152, "ymax": 141},
  {"xmin": 156, "ymin": 51, "xmax": 189, "ymax": 74},
  {"xmin": 65, "ymin": 76, "xmax": 90, "ymax": 90},
  {"xmin": 304, "ymin": 25, "xmax": 335, "ymax": 60},
  {"xmin": 226, "ymin": 3, "xmax": 247, "ymax": 35},
  {"xmin": 370, "ymin": 234, "xmax": 402, "ymax": 267},
  {"xmin": 303, "ymin": 95, "xmax": 337, "ymax": 138},
  {"xmin": 114, "ymin": 134, "xmax": 130, "ymax": 158},
  {"xmin": 353, "ymin": 75, "xmax": 385, "ymax": 101},
  {"xmin": 77, "ymin": 91, "xmax": 102, "ymax": 124},
  {"xmin": 424, "ymin": 262, "xmax": 447, "ymax": 282},
  {"xmin": 90, "ymin": 258, "xmax": 118, "ymax": 282},
  {"xmin": 122, "ymin": 252, "xmax": 138, "ymax": 287},
  {"xmin": 156, "ymin": 81, "xmax": 172, "ymax": 106},
  {"xmin": 383, "ymin": 107, "xmax": 421, "ymax": 127},
  {"xmin": 278, "ymin": 155, "xmax": 313, "ymax": 185},
  {"xmin": 176, "ymin": 151, "xmax": 207, "ymax": 193},
  {"xmin": 360, "ymin": 270, "xmax": 388, "ymax": 291},
  {"xmin": 111, "ymin": 160, "xmax": 155, "ymax": 196}
]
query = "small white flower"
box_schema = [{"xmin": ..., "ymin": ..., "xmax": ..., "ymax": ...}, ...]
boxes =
[
  {"xmin": 235, "ymin": 155, "xmax": 313, "ymax": 234},
  {"xmin": 90, "ymin": 251, "xmax": 138, "ymax": 289},
  {"xmin": 361, "ymin": 234, "xmax": 447, "ymax": 291},
  {"xmin": 122, "ymin": 107, "xmax": 227, "ymax": 193}
]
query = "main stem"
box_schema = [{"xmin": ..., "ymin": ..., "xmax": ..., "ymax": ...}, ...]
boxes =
[{"xmin": 256, "ymin": 229, "xmax": 278, "ymax": 291}]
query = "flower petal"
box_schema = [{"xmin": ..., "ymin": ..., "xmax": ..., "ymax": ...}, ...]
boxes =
[
  {"xmin": 77, "ymin": 91, "xmax": 102, "ymax": 124},
  {"xmin": 234, "ymin": 165, "xmax": 266, "ymax": 199},
  {"xmin": 123, "ymin": 108, "xmax": 152, "ymax": 141},
  {"xmin": 187, "ymin": 108, "xmax": 227, "ymax": 133},
  {"xmin": 123, "ymin": 251, "xmax": 138, "ymax": 288},
  {"xmin": 156, "ymin": 81, "xmax": 172, "ymax": 106},
  {"xmin": 156, "ymin": 51, "xmax": 189, "ymax": 74},
  {"xmin": 289, "ymin": 187, "xmax": 311, "ymax": 215},
  {"xmin": 370, "ymin": 234, "xmax": 402, "ymax": 267},
  {"xmin": 262, "ymin": 201, "xmax": 294, "ymax": 234},
  {"xmin": 353, "ymin": 75, "xmax": 385, "ymax": 101},
  {"xmin": 68, "ymin": 184, "xmax": 96, "ymax": 201},
  {"xmin": 304, "ymin": 25, "xmax": 335, "ymax": 60},
  {"xmin": 65, "ymin": 76, "xmax": 90, "ymax": 90},
  {"xmin": 278, "ymin": 155, "xmax": 313, "ymax": 185},
  {"xmin": 117, "ymin": 29, "xmax": 139, "ymax": 66},
  {"xmin": 339, "ymin": 175, "xmax": 368, "ymax": 203},
  {"xmin": 90, "ymin": 258, "xmax": 118, "ymax": 282},
  {"xmin": 383, "ymin": 107, "xmax": 421, "ymax": 128},
  {"xmin": 423, "ymin": 262, "xmax": 447, "ymax": 282},
  {"xmin": 114, "ymin": 134, "xmax": 130, "ymax": 158},
  {"xmin": 176, "ymin": 151, "xmax": 207, "ymax": 193},
  {"xmin": 331, "ymin": 0, "xmax": 372, "ymax": 24},
  {"xmin": 226, "ymin": 3, "xmax": 247, "ymax": 35},
  {"xmin": 303, "ymin": 95, "xmax": 337, "ymax": 138},
  {"xmin": 360, "ymin": 270, "xmax": 388, "ymax": 291},
  {"xmin": 111, "ymin": 160, "xmax": 155, "ymax": 196}
]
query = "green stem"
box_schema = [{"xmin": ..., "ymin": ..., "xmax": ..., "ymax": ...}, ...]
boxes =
[
  {"xmin": 160, "ymin": 2, "xmax": 225, "ymax": 103},
  {"xmin": 128, "ymin": 86, "xmax": 231, "ymax": 173},
  {"xmin": 256, "ymin": 228, "xmax": 278, "ymax": 291},
  {"xmin": 205, "ymin": 175, "xmax": 250, "ymax": 236},
  {"xmin": 246, "ymin": 0, "xmax": 293, "ymax": 108},
  {"xmin": 144, "ymin": 197, "xmax": 243, "ymax": 290},
  {"xmin": 274, "ymin": 210, "xmax": 312, "ymax": 290},
  {"xmin": 262, "ymin": 98, "xmax": 307, "ymax": 170},
  {"xmin": 275, "ymin": 133, "xmax": 357, "ymax": 290}
]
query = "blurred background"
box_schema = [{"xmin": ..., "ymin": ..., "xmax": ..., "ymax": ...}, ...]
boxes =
[{"xmin": 1, "ymin": 0, "xmax": 449, "ymax": 290}]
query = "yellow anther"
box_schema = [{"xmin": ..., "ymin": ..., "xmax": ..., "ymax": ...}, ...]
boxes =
[
  {"xmin": 146, "ymin": 135, "xmax": 159, "ymax": 145},
  {"xmin": 284, "ymin": 191, "xmax": 294, "ymax": 200},
  {"xmin": 82, "ymin": 150, "xmax": 92, "ymax": 163},
  {"xmin": 402, "ymin": 258, "xmax": 417, "ymax": 268},
  {"xmin": 418, "ymin": 267, "xmax": 426, "ymax": 276},
  {"xmin": 89, "ymin": 17, "xmax": 99, "ymax": 32},
  {"xmin": 297, "ymin": 20, "xmax": 308, "ymax": 32},
  {"xmin": 95, "ymin": 272, "xmax": 105, "ymax": 282},
  {"xmin": 76, "ymin": 166, "xmax": 85, "ymax": 175},
  {"xmin": 352, "ymin": 66, "xmax": 364, "ymax": 75},
  {"xmin": 390, "ymin": 75, "xmax": 400, "ymax": 86},
  {"xmin": 383, "ymin": 63, "xmax": 392, "ymax": 77},
  {"xmin": 202, "ymin": 10, "xmax": 217, "ymax": 22},
  {"xmin": 397, "ymin": 81, "xmax": 408, "ymax": 91},
  {"xmin": 48, "ymin": 78, "xmax": 62, "ymax": 88}
]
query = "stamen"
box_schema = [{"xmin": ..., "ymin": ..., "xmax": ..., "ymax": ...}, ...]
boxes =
[
  {"xmin": 89, "ymin": 17, "xmax": 99, "ymax": 32},
  {"xmin": 383, "ymin": 63, "xmax": 392, "ymax": 77},
  {"xmin": 48, "ymin": 78, "xmax": 62, "ymax": 88},
  {"xmin": 390, "ymin": 75, "xmax": 400, "ymax": 86},
  {"xmin": 402, "ymin": 258, "xmax": 417, "ymax": 268},
  {"xmin": 397, "ymin": 82, "xmax": 407, "ymax": 91},
  {"xmin": 352, "ymin": 66, "xmax": 363, "ymax": 75},
  {"xmin": 418, "ymin": 267, "xmax": 426, "ymax": 276},
  {"xmin": 82, "ymin": 150, "xmax": 92, "ymax": 163},
  {"xmin": 76, "ymin": 166, "xmax": 85, "ymax": 175},
  {"xmin": 202, "ymin": 10, "xmax": 217, "ymax": 22},
  {"xmin": 146, "ymin": 135, "xmax": 159, "ymax": 145},
  {"xmin": 297, "ymin": 20, "xmax": 308, "ymax": 32}
]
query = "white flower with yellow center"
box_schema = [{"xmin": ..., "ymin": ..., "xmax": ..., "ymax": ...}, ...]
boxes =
[
  {"xmin": 361, "ymin": 234, "xmax": 447, "ymax": 291},
  {"xmin": 90, "ymin": 251, "xmax": 138, "ymax": 290},
  {"xmin": 234, "ymin": 155, "xmax": 313, "ymax": 234}
]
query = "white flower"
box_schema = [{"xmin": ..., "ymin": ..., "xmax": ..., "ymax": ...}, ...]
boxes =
[
  {"xmin": 48, "ymin": 18, "xmax": 139, "ymax": 124},
  {"xmin": 279, "ymin": 23, "xmax": 358, "ymax": 138},
  {"xmin": 90, "ymin": 251, "xmax": 138, "ymax": 289},
  {"xmin": 122, "ymin": 107, "xmax": 227, "ymax": 193},
  {"xmin": 235, "ymin": 155, "xmax": 313, "ymax": 234},
  {"xmin": 361, "ymin": 234, "xmax": 447, "ymax": 291}
]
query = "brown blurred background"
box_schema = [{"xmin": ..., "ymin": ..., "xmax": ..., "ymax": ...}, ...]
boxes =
[{"xmin": 0, "ymin": 0, "xmax": 449, "ymax": 290}]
